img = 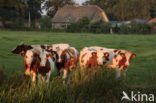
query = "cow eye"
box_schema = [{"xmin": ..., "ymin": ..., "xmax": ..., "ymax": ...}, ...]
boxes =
[{"xmin": 26, "ymin": 56, "xmax": 27, "ymax": 58}]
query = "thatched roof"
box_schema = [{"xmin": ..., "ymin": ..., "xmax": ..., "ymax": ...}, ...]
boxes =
[
  {"xmin": 52, "ymin": 5, "xmax": 109, "ymax": 23},
  {"xmin": 148, "ymin": 18, "xmax": 156, "ymax": 24}
]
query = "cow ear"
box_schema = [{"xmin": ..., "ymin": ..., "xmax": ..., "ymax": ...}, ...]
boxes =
[
  {"xmin": 41, "ymin": 45, "xmax": 45, "ymax": 49},
  {"xmin": 104, "ymin": 52, "xmax": 109, "ymax": 57},
  {"xmin": 92, "ymin": 52, "xmax": 97, "ymax": 56},
  {"xmin": 20, "ymin": 52, "xmax": 25, "ymax": 56},
  {"xmin": 114, "ymin": 54, "xmax": 118, "ymax": 58},
  {"xmin": 113, "ymin": 50, "xmax": 118, "ymax": 53},
  {"xmin": 132, "ymin": 53, "xmax": 136, "ymax": 58},
  {"xmin": 118, "ymin": 51, "xmax": 121, "ymax": 54},
  {"xmin": 120, "ymin": 53, "xmax": 124, "ymax": 56},
  {"xmin": 46, "ymin": 54, "xmax": 52, "ymax": 58}
]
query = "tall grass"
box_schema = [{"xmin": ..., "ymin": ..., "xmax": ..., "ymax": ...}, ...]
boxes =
[{"xmin": 0, "ymin": 67, "xmax": 127, "ymax": 103}]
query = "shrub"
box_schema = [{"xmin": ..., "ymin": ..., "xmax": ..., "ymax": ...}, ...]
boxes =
[
  {"xmin": 119, "ymin": 24, "xmax": 131, "ymax": 34},
  {"xmin": 78, "ymin": 16, "xmax": 90, "ymax": 32},
  {"xmin": 4, "ymin": 18, "xmax": 26, "ymax": 30},
  {"xmin": 89, "ymin": 20, "xmax": 112, "ymax": 33},
  {"xmin": 119, "ymin": 22, "xmax": 151, "ymax": 34},
  {"xmin": 66, "ymin": 23, "xmax": 80, "ymax": 32},
  {"xmin": 39, "ymin": 16, "xmax": 52, "ymax": 29},
  {"xmin": 130, "ymin": 22, "xmax": 151, "ymax": 34}
]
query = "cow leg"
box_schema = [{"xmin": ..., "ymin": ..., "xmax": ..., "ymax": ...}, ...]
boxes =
[
  {"xmin": 67, "ymin": 70, "xmax": 71, "ymax": 84},
  {"xmin": 41, "ymin": 76, "xmax": 45, "ymax": 82},
  {"xmin": 62, "ymin": 69, "xmax": 68, "ymax": 84},
  {"xmin": 32, "ymin": 72, "xmax": 36, "ymax": 86},
  {"xmin": 25, "ymin": 75, "xmax": 29, "ymax": 84},
  {"xmin": 122, "ymin": 70, "xmax": 126, "ymax": 78},
  {"xmin": 38, "ymin": 74, "xmax": 42, "ymax": 84},
  {"xmin": 45, "ymin": 70, "xmax": 52, "ymax": 83},
  {"xmin": 115, "ymin": 69, "xmax": 121, "ymax": 78}
]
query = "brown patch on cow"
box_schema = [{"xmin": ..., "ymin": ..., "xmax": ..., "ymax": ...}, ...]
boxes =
[
  {"xmin": 100, "ymin": 48, "xmax": 103, "ymax": 50},
  {"xmin": 38, "ymin": 60, "xmax": 51, "ymax": 76},
  {"xmin": 20, "ymin": 52, "xmax": 25, "ymax": 56},
  {"xmin": 129, "ymin": 53, "xmax": 136, "ymax": 63},
  {"xmin": 87, "ymin": 52, "xmax": 98, "ymax": 68},
  {"xmin": 81, "ymin": 53, "xmax": 87, "ymax": 63},
  {"xmin": 12, "ymin": 44, "xmax": 32, "ymax": 54},
  {"xmin": 30, "ymin": 53, "xmax": 40, "ymax": 73},
  {"xmin": 118, "ymin": 53, "xmax": 127, "ymax": 69},
  {"xmin": 41, "ymin": 45, "xmax": 45, "ymax": 49},
  {"xmin": 113, "ymin": 50, "xmax": 118, "ymax": 53}
]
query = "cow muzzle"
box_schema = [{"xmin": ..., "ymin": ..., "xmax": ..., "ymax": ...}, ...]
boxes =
[
  {"xmin": 57, "ymin": 59, "xmax": 62, "ymax": 63},
  {"xmin": 40, "ymin": 64, "xmax": 45, "ymax": 67}
]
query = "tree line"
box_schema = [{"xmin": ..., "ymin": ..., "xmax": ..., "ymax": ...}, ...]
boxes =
[{"xmin": 0, "ymin": 0, "xmax": 156, "ymax": 30}]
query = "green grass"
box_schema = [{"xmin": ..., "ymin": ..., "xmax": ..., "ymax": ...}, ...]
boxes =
[{"xmin": 0, "ymin": 31, "xmax": 156, "ymax": 103}]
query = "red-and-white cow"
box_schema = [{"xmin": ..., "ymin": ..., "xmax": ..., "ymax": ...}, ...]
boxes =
[
  {"xmin": 79, "ymin": 47, "xmax": 114, "ymax": 69},
  {"xmin": 24, "ymin": 49, "xmax": 55, "ymax": 85},
  {"xmin": 39, "ymin": 50, "xmax": 55, "ymax": 83},
  {"xmin": 55, "ymin": 47, "xmax": 79, "ymax": 84},
  {"xmin": 90, "ymin": 46, "xmax": 136, "ymax": 78},
  {"xmin": 24, "ymin": 49, "xmax": 40, "ymax": 85}
]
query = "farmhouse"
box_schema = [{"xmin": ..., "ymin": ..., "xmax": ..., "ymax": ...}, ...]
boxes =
[{"xmin": 52, "ymin": 4, "xmax": 109, "ymax": 29}]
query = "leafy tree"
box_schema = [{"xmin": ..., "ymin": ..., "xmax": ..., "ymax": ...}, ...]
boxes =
[
  {"xmin": 84, "ymin": 0, "xmax": 156, "ymax": 21},
  {"xmin": 39, "ymin": 15, "xmax": 52, "ymax": 29},
  {"xmin": 78, "ymin": 16, "xmax": 90, "ymax": 32},
  {"xmin": 0, "ymin": 0, "xmax": 25, "ymax": 28},
  {"xmin": 45, "ymin": 0, "xmax": 74, "ymax": 17},
  {"xmin": 83, "ymin": 0, "xmax": 119, "ymax": 20},
  {"xmin": 24, "ymin": 0, "xmax": 43, "ymax": 27}
]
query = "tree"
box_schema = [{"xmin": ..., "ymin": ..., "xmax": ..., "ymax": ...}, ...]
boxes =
[
  {"xmin": 39, "ymin": 15, "xmax": 52, "ymax": 29},
  {"xmin": 24, "ymin": 0, "xmax": 43, "ymax": 27},
  {"xmin": 84, "ymin": 0, "xmax": 156, "ymax": 21},
  {"xmin": 0, "ymin": 0, "xmax": 25, "ymax": 28},
  {"xmin": 45, "ymin": 0, "xmax": 74, "ymax": 18},
  {"xmin": 83, "ymin": 0, "xmax": 119, "ymax": 20}
]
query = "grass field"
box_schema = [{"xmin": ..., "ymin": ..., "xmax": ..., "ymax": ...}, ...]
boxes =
[{"xmin": 0, "ymin": 31, "xmax": 156, "ymax": 102}]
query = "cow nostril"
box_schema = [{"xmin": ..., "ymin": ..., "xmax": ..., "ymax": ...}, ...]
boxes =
[
  {"xmin": 40, "ymin": 64, "xmax": 45, "ymax": 67},
  {"xmin": 58, "ymin": 60, "xmax": 62, "ymax": 63}
]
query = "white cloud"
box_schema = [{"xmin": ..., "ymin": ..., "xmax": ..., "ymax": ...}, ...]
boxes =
[{"xmin": 75, "ymin": 0, "xmax": 87, "ymax": 5}]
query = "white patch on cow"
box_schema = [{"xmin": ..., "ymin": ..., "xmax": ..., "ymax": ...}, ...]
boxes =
[
  {"xmin": 40, "ymin": 50, "xmax": 48, "ymax": 67},
  {"xmin": 31, "ymin": 45, "xmax": 43, "ymax": 54},
  {"xmin": 25, "ymin": 50, "xmax": 34, "ymax": 66},
  {"xmin": 39, "ymin": 50, "xmax": 55, "ymax": 83},
  {"xmin": 52, "ymin": 44, "xmax": 70, "ymax": 51},
  {"xmin": 62, "ymin": 69, "xmax": 68, "ymax": 84},
  {"xmin": 45, "ymin": 57, "xmax": 55, "ymax": 83}
]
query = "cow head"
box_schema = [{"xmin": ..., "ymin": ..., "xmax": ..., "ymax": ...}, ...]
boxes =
[
  {"xmin": 11, "ymin": 42, "xmax": 32, "ymax": 55},
  {"xmin": 57, "ymin": 49, "xmax": 67, "ymax": 63},
  {"xmin": 25, "ymin": 50, "xmax": 35, "ymax": 67},
  {"xmin": 40, "ymin": 50, "xmax": 52, "ymax": 67},
  {"xmin": 97, "ymin": 51, "xmax": 111, "ymax": 65},
  {"xmin": 118, "ymin": 51, "xmax": 136, "ymax": 70}
]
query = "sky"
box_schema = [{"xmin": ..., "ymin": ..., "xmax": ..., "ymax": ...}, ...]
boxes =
[
  {"xmin": 42, "ymin": 0, "xmax": 87, "ymax": 15},
  {"xmin": 75, "ymin": 0, "xmax": 87, "ymax": 5}
]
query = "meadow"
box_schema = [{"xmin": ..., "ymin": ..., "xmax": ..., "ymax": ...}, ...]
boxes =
[{"xmin": 0, "ymin": 31, "xmax": 156, "ymax": 103}]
